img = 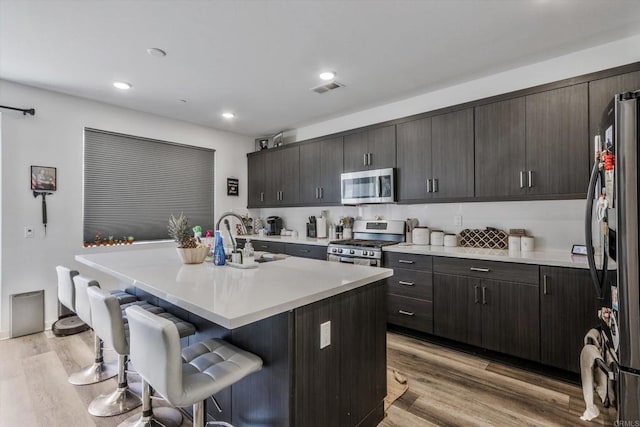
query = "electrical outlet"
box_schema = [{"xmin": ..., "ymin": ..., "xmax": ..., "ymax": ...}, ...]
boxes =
[
  {"xmin": 320, "ymin": 321, "xmax": 331, "ymax": 349},
  {"xmin": 24, "ymin": 226, "xmax": 34, "ymax": 238},
  {"xmin": 454, "ymin": 215, "xmax": 463, "ymax": 226}
]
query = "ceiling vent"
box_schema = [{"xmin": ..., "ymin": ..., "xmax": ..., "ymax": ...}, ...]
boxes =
[{"xmin": 311, "ymin": 81, "xmax": 345, "ymax": 94}]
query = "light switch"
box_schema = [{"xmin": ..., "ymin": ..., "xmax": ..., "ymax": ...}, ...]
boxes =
[
  {"xmin": 24, "ymin": 227, "xmax": 34, "ymax": 238},
  {"xmin": 320, "ymin": 321, "xmax": 331, "ymax": 349}
]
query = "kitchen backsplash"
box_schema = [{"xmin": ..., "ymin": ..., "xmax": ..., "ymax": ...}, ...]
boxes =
[{"xmin": 248, "ymin": 199, "xmax": 587, "ymax": 251}]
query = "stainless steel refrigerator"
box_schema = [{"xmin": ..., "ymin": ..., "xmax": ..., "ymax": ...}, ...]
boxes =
[{"xmin": 586, "ymin": 90, "xmax": 640, "ymax": 422}]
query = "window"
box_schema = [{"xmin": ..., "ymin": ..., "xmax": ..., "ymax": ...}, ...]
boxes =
[{"xmin": 83, "ymin": 128, "xmax": 215, "ymax": 243}]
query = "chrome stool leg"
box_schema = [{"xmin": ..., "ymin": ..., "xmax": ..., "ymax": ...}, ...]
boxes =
[
  {"xmin": 89, "ymin": 354, "xmax": 141, "ymax": 416},
  {"xmin": 69, "ymin": 332, "xmax": 118, "ymax": 385},
  {"xmin": 119, "ymin": 380, "xmax": 182, "ymax": 427}
]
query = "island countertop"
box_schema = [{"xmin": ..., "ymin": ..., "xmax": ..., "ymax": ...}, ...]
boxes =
[{"xmin": 76, "ymin": 247, "xmax": 392, "ymax": 329}]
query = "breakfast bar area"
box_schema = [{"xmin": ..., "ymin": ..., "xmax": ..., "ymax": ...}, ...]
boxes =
[{"xmin": 76, "ymin": 248, "xmax": 392, "ymax": 426}]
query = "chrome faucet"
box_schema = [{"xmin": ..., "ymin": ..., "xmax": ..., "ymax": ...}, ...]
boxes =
[{"xmin": 215, "ymin": 212, "xmax": 248, "ymax": 235}]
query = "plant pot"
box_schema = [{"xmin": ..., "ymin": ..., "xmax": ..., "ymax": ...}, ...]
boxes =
[{"xmin": 176, "ymin": 247, "xmax": 209, "ymax": 264}]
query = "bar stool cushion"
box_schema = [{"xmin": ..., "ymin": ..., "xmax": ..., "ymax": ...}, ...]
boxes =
[{"xmin": 126, "ymin": 306, "xmax": 262, "ymax": 409}]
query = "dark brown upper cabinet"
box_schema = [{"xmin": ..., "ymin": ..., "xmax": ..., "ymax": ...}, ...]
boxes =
[
  {"xmin": 247, "ymin": 152, "xmax": 266, "ymax": 208},
  {"xmin": 397, "ymin": 117, "xmax": 431, "ymax": 201},
  {"xmin": 265, "ymin": 145, "xmax": 300, "ymax": 205},
  {"xmin": 588, "ymin": 70, "xmax": 640, "ymax": 164},
  {"xmin": 299, "ymin": 137, "xmax": 343, "ymax": 205},
  {"xmin": 343, "ymin": 125, "xmax": 396, "ymax": 172},
  {"xmin": 475, "ymin": 98, "xmax": 526, "ymax": 198},
  {"xmin": 396, "ymin": 109, "xmax": 473, "ymax": 202},
  {"xmin": 431, "ymin": 108, "xmax": 474, "ymax": 199},
  {"xmin": 525, "ymin": 84, "xmax": 589, "ymax": 197}
]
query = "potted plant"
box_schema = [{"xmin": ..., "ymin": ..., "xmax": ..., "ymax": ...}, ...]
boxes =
[{"xmin": 168, "ymin": 213, "xmax": 208, "ymax": 264}]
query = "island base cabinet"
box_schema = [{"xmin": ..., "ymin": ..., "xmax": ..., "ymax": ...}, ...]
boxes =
[{"xmin": 294, "ymin": 281, "xmax": 386, "ymax": 427}]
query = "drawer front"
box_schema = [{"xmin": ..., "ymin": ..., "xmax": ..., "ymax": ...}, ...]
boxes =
[
  {"xmin": 387, "ymin": 295, "xmax": 433, "ymax": 334},
  {"xmin": 386, "ymin": 269, "xmax": 432, "ymax": 301},
  {"xmin": 384, "ymin": 252, "xmax": 432, "ymax": 271},
  {"xmin": 252, "ymin": 241, "xmax": 285, "ymax": 254},
  {"xmin": 284, "ymin": 243, "xmax": 327, "ymax": 260},
  {"xmin": 433, "ymin": 257, "xmax": 539, "ymax": 284}
]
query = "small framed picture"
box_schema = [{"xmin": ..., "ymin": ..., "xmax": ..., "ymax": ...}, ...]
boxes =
[
  {"xmin": 227, "ymin": 178, "xmax": 239, "ymax": 196},
  {"xmin": 31, "ymin": 165, "xmax": 57, "ymax": 191}
]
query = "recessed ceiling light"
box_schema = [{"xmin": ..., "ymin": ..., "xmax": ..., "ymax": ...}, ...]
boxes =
[
  {"xmin": 319, "ymin": 71, "xmax": 336, "ymax": 81},
  {"xmin": 222, "ymin": 112, "xmax": 235, "ymax": 119},
  {"xmin": 113, "ymin": 81, "xmax": 132, "ymax": 90},
  {"xmin": 147, "ymin": 48, "xmax": 167, "ymax": 57}
]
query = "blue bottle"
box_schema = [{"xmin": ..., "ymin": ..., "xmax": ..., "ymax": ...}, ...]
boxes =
[{"xmin": 213, "ymin": 231, "xmax": 226, "ymax": 266}]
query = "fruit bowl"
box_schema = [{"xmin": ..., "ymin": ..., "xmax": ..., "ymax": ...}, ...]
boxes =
[{"xmin": 176, "ymin": 247, "xmax": 209, "ymax": 264}]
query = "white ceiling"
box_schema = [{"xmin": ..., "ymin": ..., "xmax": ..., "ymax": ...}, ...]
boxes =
[{"xmin": 2, "ymin": 0, "xmax": 640, "ymax": 137}]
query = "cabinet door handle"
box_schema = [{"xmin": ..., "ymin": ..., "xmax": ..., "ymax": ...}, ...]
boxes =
[
  {"xmin": 300, "ymin": 249, "xmax": 310, "ymax": 253},
  {"xmin": 474, "ymin": 285, "xmax": 479, "ymax": 303},
  {"xmin": 368, "ymin": 152, "xmax": 372, "ymax": 166},
  {"xmin": 259, "ymin": 245, "xmax": 269, "ymax": 249},
  {"xmin": 260, "ymin": 192, "xmax": 264, "ymax": 202},
  {"xmin": 398, "ymin": 280, "xmax": 415, "ymax": 286},
  {"xmin": 543, "ymin": 275, "xmax": 549, "ymax": 295},
  {"xmin": 398, "ymin": 260, "xmax": 415, "ymax": 264},
  {"xmin": 433, "ymin": 178, "xmax": 439, "ymax": 193},
  {"xmin": 482, "ymin": 286, "xmax": 487, "ymax": 305},
  {"xmin": 280, "ymin": 190, "xmax": 284, "ymax": 201},
  {"xmin": 528, "ymin": 170, "xmax": 533, "ymax": 188},
  {"xmin": 520, "ymin": 171, "xmax": 525, "ymax": 189},
  {"xmin": 426, "ymin": 179, "xmax": 432, "ymax": 193},
  {"xmin": 470, "ymin": 267, "xmax": 490, "ymax": 272},
  {"xmin": 320, "ymin": 187, "xmax": 323, "ymax": 199},
  {"xmin": 363, "ymin": 153, "xmax": 368, "ymax": 166},
  {"xmin": 398, "ymin": 310, "xmax": 415, "ymax": 317},
  {"xmin": 317, "ymin": 187, "xmax": 321, "ymax": 199}
]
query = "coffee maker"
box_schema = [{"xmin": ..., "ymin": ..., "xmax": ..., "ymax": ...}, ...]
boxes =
[{"xmin": 265, "ymin": 216, "xmax": 283, "ymax": 235}]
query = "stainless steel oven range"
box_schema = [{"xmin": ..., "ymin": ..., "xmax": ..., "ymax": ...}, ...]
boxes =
[{"xmin": 327, "ymin": 219, "xmax": 405, "ymax": 266}]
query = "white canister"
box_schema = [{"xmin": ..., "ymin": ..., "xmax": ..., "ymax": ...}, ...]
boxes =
[
  {"xmin": 444, "ymin": 234, "xmax": 458, "ymax": 247},
  {"xmin": 343, "ymin": 227, "xmax": 353, "ymax": 239},
  {"xmin": 508, "ymin": 235, "xmax": 521, "ymax": 251},
  {"xmin": 412, "ymin": 227, "xmax": 430, "ymax": 245},
  {"xmin": 521, "ymin": 236, "xmax": 535, "ymax": 251},
  {"xmin": 431, "ymin": 231, "xmax": 444, "ymax": 246}
]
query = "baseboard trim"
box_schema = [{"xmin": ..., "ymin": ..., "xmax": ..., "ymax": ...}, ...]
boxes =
[{"xmin": 0, "ymin": 319, "xmax": 55, "ymax": 341}]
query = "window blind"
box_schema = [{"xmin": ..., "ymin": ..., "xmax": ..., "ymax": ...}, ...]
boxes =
[{"xmin": 83, "ymin": 128, "xmax": 215, "ymax": 242}]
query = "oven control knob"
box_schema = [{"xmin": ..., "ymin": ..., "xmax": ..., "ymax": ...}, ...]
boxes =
[
  {"xmin": 338, "ymin": 249, "xmax": 343, "ymax": 254},
  {"xmin": 363, "ymin": 251, "xmax": 369, "ymax": 256},
  {"xmin": 332, "ymin": 248, "xmax": 337, "ymax": 253},
  {"xmin": 350, "ymin": 249, "xmax": 355, "ymax": 255}
]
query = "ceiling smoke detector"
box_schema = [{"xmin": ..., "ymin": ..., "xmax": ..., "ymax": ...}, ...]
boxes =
[{"xmin": 311, "ymin": 81, "xmax": 345, "ymax": 94}]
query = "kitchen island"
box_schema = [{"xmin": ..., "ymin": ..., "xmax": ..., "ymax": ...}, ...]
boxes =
[{"xmin": 76, "ymin": 247, "xmax": 392, "ymax": 427}]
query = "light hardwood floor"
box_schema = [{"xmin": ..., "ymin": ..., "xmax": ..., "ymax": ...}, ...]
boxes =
[
  {"xmin": 0, "ymin": 329, "xmax": 615, "ymax": 426},
  {"xmin": 381, "ymin": 333, "xmax": 616, "ymax": 427}
]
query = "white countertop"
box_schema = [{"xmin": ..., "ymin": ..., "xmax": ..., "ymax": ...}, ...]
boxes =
[
  {"xmin": 234, "ymin": 235, "xmax": 599, "ymax": 269},
  {"xmin": 236, "ymin": 235, "xmax": 331, "ymax": 246},
  {"xmin": 76, "ymin": 247, "xmax": 392, "ymax": 329},
  {"xmin": 383, "ymin": 244, "xmax": 607, "ymax": 269}
]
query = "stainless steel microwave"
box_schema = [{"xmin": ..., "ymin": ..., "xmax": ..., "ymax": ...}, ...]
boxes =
[{"xmin": 341, "ymin": 168, "xmax": 395, "ymax": 204}]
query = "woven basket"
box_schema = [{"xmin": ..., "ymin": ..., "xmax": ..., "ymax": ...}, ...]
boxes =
[{"xmin": 458, "ymin": 228, "xmax": 508, "ymax": 249}]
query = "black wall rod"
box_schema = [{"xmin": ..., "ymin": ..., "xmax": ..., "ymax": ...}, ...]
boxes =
[{"xmin": 0, "ymin": 105, "xmax": 36, "ymax": 116}]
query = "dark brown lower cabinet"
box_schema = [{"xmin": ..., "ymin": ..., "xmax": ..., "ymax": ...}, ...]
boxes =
[
  {"xmin": 540, "ymin": 266, "xmax": 602, "ymax": 373},
  {"xmin": 433, "ymin": 273, "xmax": 540, "ymax": 361},
  {"xmin": 294, "ymin": 281, "xmax": 386, "ymax": 427}
]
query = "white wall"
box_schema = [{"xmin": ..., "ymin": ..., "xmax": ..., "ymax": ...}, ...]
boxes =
[
  {"xmin": 255, "ymin": 34, "xmax": 640, "ymax": 253},
  {"xmin": 0, "ymin": 80, "xmax": 254, "ymax": 338}
]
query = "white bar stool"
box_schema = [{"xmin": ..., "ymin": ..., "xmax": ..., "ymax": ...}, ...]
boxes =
[
  {"xmin": 86, "ymin": 285, "xmax": 197, "ymax": 417},
  {"xmin": 121, "ymin": 305, "xmax": 263, "ymax": 427},
  {"xmin": 55, "ymin": 266, "xmax": 137, "ymax": 386}
]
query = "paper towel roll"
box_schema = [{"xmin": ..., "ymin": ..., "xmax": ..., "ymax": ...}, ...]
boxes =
[{"xmin": 316, "ymin": 217, "xmax": 327, "ymax": 238}]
